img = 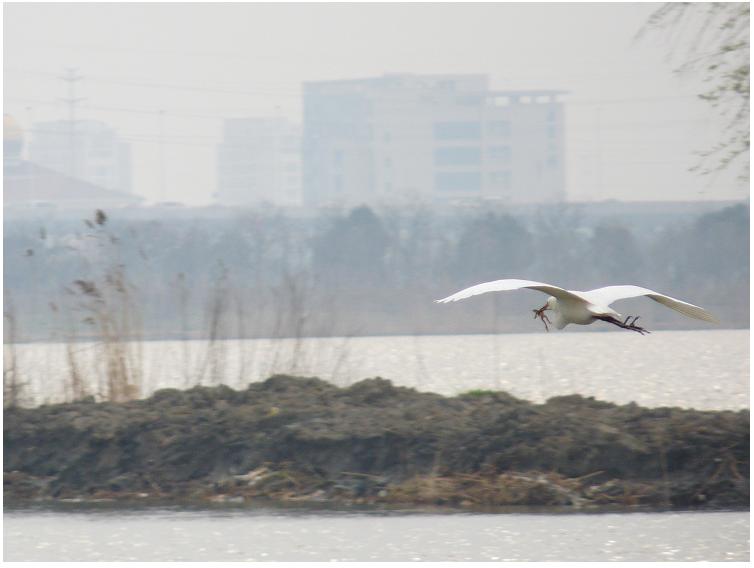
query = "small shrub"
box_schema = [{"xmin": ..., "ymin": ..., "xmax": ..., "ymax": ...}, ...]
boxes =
[{"xmin": 459, "ymin": 389, "xmax": 498, "ymax": 398}]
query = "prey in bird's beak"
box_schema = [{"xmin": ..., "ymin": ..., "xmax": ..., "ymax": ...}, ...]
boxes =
[{"xmin": 532, "ymin": 303, "xmax": 552, "ymax": 332}]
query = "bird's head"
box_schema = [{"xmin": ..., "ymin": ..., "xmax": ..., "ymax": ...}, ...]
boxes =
[{"xmin": 546, "ymin": 296, "xmax": 558, "ymax": 310}]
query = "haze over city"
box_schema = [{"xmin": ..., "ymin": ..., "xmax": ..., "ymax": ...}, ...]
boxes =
[
  {"xmin": 4, "ymin": 2, "xmax": 746, "ymax": 205},
  {"xmin": 3, "ymin": 4, "xmax": 750, "ymax": 562}
]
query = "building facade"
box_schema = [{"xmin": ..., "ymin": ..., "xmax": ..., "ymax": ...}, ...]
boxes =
[
  {"xmin": 28, "ymin": 120, "xmax": 132, "ymax": 194},
  {"xmin": 302, "ymin": 74, "xmax": 565, "ymax": 207},
  {"xmin": 216, "ymin": 117, "xmax": 302, "ymax": 207}
]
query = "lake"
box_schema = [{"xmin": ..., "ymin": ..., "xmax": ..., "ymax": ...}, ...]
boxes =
[
  {"xmin": 8, "ymin": 329, "xmax": 749, "ymax": 410},
  {"xmin": 5, "ymin": 329, "xmax": 749, "ymax": 561},
  {"xmin": 3, "ymin": 506, "xmax": 749, "ymax": 562}
]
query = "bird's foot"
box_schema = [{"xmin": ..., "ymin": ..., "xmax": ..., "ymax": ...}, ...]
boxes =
[
  {"xmin": 532, "ymin": 306, "xmax": 552, "ymax": 332},
  {"xmin": 623, "ymin": 316, "xmax": 650, "ymax": 335},
  {"xmin": 600, "ymin": 315, "xmax": 651, "ymax": 335}
]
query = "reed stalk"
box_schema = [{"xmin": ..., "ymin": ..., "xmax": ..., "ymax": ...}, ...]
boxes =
[
  {"xmin": 197, "ymin": 261, "xmax": 230, "ymax": 385},
  {"xmin": 65, "ymin": 210, "xmax": 143, "ymax": 403},
  {"xmin": 3, "ymin": 301, "xmax": 24, "ymax": 408}
]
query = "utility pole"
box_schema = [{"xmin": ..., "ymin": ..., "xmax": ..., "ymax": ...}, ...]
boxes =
[
  {"xmin": 25, "ymin": 106, "xmax": 36, "ymax": 199},
  {"xmin": 158, "ymin": 109, "xmax": 166, "ymax": 202},
  {"xmin": 594, "ymin": 104, "xmax": 603, "ymax": 197},
  {"xmin": 60, "ymin": 68, "xmax": 85, "ymax": 179}
]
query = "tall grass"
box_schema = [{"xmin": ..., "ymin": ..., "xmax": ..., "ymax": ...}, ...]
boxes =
[
  {"xmin": 267, "ymin": 268, "xmax": 311, "ymax": 376},
  {"xmin": 63, "ymin": 211, "xmax": 143, "ymax": 403},
  {"xmin": 3, "ymin": 298, "xmax": 25, "ymax": 408},
  {"xmin": 8, "ymin": 209, "xmax": 360, "ymax": 407},
  {"xmin": 196, "ymin": 261, "xmax": 230, "ymax": 385}
]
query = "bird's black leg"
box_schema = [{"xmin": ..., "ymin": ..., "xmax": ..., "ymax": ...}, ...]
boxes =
[{"xmin": 597, "ymin": 315, "xmax": 650, "ymax": 335}]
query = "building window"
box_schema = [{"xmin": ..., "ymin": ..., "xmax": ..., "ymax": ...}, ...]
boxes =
[
  {"xmin": 456, "ymin": 95, "xmax": 483, "ymax": 106},
  {"xmin": 433, "ymin": 121, "xmax": 481, "ymax": 140},
  {"xmin": 487, "ymin": 120, "xmax": 511, "ymax": 137},
  {"xmin": 488, "ymin": 171, "xmax": 511, "ymax": 189},
  {"xmin": 89, "ymin": 145, "xmax": 112, "ymax": 158},
  {"xmin": 435, "ymin": 171, "xmax": 481, "ymax": 192},
  {"xmin": 487, "ymin": 146, "xmax": 511, "ymax": 163},
  {"xmin": 434, "ymin": 146, "xmax": 482, "ymax": 166}
]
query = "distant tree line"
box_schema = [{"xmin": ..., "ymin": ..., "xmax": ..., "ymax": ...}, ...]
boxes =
[{"xmin": 3, "ymin": 203, "xmax": 749, "ymax": 342}]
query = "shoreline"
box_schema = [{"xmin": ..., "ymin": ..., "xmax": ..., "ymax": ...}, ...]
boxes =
[
  {"xmin": 4, "ymin": 497, "xmax": 748, "ymax": 516},
  {"xmin": 4, "ymin": 375, "xmax": 749, "ymax": 510},
  {"xmin": 4, "ymin": 326, "xmax": 748, "ymax": 347}
]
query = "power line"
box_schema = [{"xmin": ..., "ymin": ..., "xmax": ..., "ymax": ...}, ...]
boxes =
[
  {"xmin": 6, "ymin": 97, "xmax": 263, "ymax": 120},
  {"xmin": 84, "ymin": 75, "xmax": 300, "ymax": 98},
  {"xmin": 7, "ymin": 68, "xmax": 707, "ymax": 106},
  {"xmin": 12, "ymin": 95, "xmax": 713, "ymax": 131},
  {"xmin": 6, "ymin": 67, "xmax": 301, "ymax": 98},
  {"xmin": 59, "ymin": 67, "xmax": 85, "ymax": 179}
]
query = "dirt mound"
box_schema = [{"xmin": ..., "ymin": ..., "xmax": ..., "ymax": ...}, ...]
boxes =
[{"xmin": 4, "ymin": 376, "xmax": 749, "ymax": 509}]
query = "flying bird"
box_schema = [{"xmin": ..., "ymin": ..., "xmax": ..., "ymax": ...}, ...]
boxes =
[{"xmin": 436, "ymin": 279, "xmax": 718, "ymax": 334}]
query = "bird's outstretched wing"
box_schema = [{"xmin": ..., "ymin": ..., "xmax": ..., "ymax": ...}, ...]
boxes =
[
  {"xmin": 436, "ymin": 279, "xmax": 588, "ymax": 304},
  {"xmin": 581, "ymin": 285, "xmax": 718, "ymax": 323}
]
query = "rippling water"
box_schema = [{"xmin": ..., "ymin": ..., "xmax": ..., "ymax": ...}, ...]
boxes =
[
  {"xmin": 3, "ymin": 507, "xmax": 749, "ymax": 562},
  {"xmin": 9, "ymin": 329, "xmax": 749, "ymax": 409},
  {"xmin": 5, "ymin": 330, "xmax": 750, "ymax": 561}
]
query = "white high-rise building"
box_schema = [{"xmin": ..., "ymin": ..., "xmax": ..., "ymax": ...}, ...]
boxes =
[
  {"xmin": 28, "ymin": 120, "xmax": 132, "ymax": 194},
  {"xmin": 216, "ymin": 118, "xmax": 302, "ymax": 207},
  {"xmin": 302, "ymin": 74, "xmax": 565, "ymax": 207}
]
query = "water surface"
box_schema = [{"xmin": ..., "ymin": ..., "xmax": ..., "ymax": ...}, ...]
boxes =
[
  {"xmin": 3, "ymin": 507, "xmax": 748, "ymax": 562},
  {"xmin": 5, "ymin": 330, "xmax": 750, "ymax": 562},
  {"xmin": 9, "ymin": 329, "xmax": 749, "ymax": 409}
]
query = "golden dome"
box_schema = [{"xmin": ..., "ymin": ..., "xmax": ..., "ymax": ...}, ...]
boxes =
[
  {"xmin": 4, "ymin": 114, "xmax": 23, "ymax": 141},
  {"xmin": 4, "ymin": 114, "xmax": 23, "ymax": 159}
]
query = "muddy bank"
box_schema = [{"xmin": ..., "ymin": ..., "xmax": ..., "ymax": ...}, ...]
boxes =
[{"xmin": 4, "ymin": 376, "xmax": 749, "ymax": 509}]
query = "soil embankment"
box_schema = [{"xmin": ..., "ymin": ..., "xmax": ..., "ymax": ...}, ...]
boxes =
[{"xmin": 4, "ymin": 375, "xmax": 749, "ymax": 509}]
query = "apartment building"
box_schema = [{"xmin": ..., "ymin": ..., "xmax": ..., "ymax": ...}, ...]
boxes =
[
  {"xmin": 216, "ymin": 117, "xmax": 302, "ymax": 207},
  {"xmin": 302, "ymin": 74, "xmax": 565, "ymax": 207}
]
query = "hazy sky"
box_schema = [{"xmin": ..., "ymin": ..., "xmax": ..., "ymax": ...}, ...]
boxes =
[{"xmin": 4, "ymin": 2, "xmax": 747, "ymax": 205}]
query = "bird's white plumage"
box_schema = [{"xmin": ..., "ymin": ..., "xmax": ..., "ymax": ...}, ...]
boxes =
[
  {"xmin": 436, "ymin": 278, "xmax": 718, "ymax": 328},
  {"xmin": 436, "ymin": 279, "xmax": 588, "ymax": 305},
  {"xmin": 579, "ymin": 285, "xmax": 718, "ymax": 323}
]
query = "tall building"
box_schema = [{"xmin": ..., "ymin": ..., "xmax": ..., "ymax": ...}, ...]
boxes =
[
  {"xmin": 302, "ymin": 74, "xmax": 565, "ymax": 207},
  {"xmin": 28, "ymin": 120, "xmax": 132, "ymax": 194},
  {"xmin": 216, "ymin": 118, "xmax": 302, "ymax": 207}
]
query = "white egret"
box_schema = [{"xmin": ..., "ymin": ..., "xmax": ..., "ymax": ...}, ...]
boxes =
[{"xmin": 436, "ymin": 279, "xmax": 718, "ymax": 334}]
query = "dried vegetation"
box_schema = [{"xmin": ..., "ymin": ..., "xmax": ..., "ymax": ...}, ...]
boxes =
[{"xmin": 4, "ymin": 376, "xmax": 748, "ymax": 509}]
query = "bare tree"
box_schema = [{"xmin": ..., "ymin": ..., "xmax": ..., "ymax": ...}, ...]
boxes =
[{"xmin": 640, "ymin": 3, "xmax": 750, "ymax": 180}]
